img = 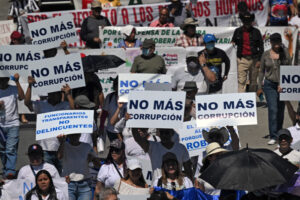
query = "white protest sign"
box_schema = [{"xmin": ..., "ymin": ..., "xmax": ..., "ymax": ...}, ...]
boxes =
[
  {"xmin": 280, "ymin": 66, "xmax": 300, "ymax": 101},
  {"xmin": 36, "ymin": 110, "xmax": 94, "ymax": 140},
  {"xmin": 127, "ymin": 91, "xmax": 185, "ymax": 128},
  {"xmin": 175, "ymin": 121, "xmax": 238, "ymax": 157},
  {"xmin": 0, "ymin": 45, "xmax": 43, "ymax": 79},
  {"xmin": 196, "ymin": 93, "xmax": 257, "ymax": 127},
  {"xmin": 28, "ymin": 15, "xmax": 77, "ymax": 49},
  {"xmin": 30, "ymin": 53, "xmax": 85, "ymax": 95},
  {"xmin": 1, "ymin": 178, "xmax": 68, "ymax": 200},
  {"xmin": 0, "ymin": 20, "xmax": 15, "ymax": 45},
  {"xmin": 118, "ymin": 73, "xmax": 171, "ymax": 102}
]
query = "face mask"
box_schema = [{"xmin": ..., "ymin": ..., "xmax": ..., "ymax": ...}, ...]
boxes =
[
  {"xmin": 142, "ymin": 48, "xmax": 150, "ymax": 56},
  {"xmin": 206, "ymin": 43, "xmax": 215, "ymax": 51},
  {"xmin": 187, "ymin": 61, "xmax": 199, "ymax": 75}
]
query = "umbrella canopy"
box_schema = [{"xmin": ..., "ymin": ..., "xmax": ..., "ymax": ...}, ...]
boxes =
[
  {"xmin": 200, "ymin": 148, "xmax": 298, "ymax": 192},
  {"xmin": 82, "ymin": 55, "xmax": 125, "ymax": 72}
]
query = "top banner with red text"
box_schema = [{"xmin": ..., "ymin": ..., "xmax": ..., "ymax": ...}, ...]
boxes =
[{"xmin": 20, "ymin": 0, "xmax": 268, "ymax": 33}]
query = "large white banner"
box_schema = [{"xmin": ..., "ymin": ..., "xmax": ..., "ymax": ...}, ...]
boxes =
[
  {"xmin": 0, "ymin": 20, "xmax": 15, "ymax": 46},
  {"xmin": 1, "ymin": 178, "xmax": 68, "ymax": 200},
  {"xmin": 118, "ymin": 73, "xmax": 171, "ymax": 102},
  {"xmin": 127, "ymin": 91, "xmax": 186, "ymax": 128},
  {"xmin": 29, "ymin": 53, "xmax": 85, "ymax": 95},
  {"xmin": 36, "ymin": 110, "xmax": 94, "ymax": 140},
  {"xmin": 196, "ymin": 93, "xmax": 257, "ymax": 127},
  {"xmin": 0, "ymin": 45, "xmax": 44, "ymax": 79},
  {"xmin": 280, "ymin": 66, "xmax": 300, "ymax": 101},
  {"xmin": 28, "ymin": 15, "xmax": 77, "ymax": 49}
]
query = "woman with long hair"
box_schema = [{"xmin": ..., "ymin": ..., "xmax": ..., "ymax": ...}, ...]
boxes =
[
  {"xmin": 25, "ymin": 170, "xmax": 65, "ymax": 200},
  {"xmin": 257, "ymin": 33, "xmax": 292, "ymax": 145},
  {"xmin": 114, "ymin": 159, "xmax": 149, "ymax": 194},
  {"xmin": 153, "ymin": 152, "xmax": 193, "ymax": 190},
  {"xmin": 94, "ymin": 139, "xmax": 127, "ymax": 199}
]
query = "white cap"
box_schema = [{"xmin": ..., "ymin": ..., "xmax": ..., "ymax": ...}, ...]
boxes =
[
  {"xmin": 121, "ymin": 25, "xmax": 134, "ymax": 37},
  {"xmin": 186, "ymin": 51, "xmax": 198, "ymax": 58},
  {"xmin": 127, "ymin": 159, "xmax": 142, "ymax": 170}
]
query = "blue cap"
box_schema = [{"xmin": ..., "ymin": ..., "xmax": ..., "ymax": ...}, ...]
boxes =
[{"xmin": 203, "ymin": 34, "xmax": 216, "ymax": 44}]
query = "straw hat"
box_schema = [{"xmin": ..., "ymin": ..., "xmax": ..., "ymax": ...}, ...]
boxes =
[
  {"xmin": 180, "ymin": 18, "xmax": 198, "ymax": 30},
  {"xmin": 202, "ymin": 142, "xmax": 227, "ymax": 164}
]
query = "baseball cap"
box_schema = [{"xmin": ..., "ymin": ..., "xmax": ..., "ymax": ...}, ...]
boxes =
[
  {"xmin": 110, "ymin": 139, "xmax": 125, "ymax": 149},
  {"xmin": 186, "ymin": 51, "xmax": 198, "ymax": 58},
  {"xmin": 127, "ymin": 159, "xmax": 142, "ymax": 170},
  {"xmin": 10, "ymin": 31, "xmax": 23, "ymax": 40},
  {"xmin": 162, "ymin": 152, "xmax": 178, "ymax": 163},
  {"xmin": 142, "ymin": 39, "xmax": 155, "ymax": 48},
  {"xmin": 277, "ymin": 129, "xmax": 292, "ymax": 138},
  {"xmin": 74, "ymin": 95, "xmax": 95, "ymax": 109},
  {"xmin": 270, "ymin": 33, "xmax": 282, "ymax": 43},
  {"xmin": 203, "ymin": 34, "xmax": 217, "ymax": 44},
  {"xmin": 91, "ymin": 1, "xmax": 102, "ymax": 8},
  {"xmin": 28, "ymin": 144, "xmax": 43, "ymax": 156}
]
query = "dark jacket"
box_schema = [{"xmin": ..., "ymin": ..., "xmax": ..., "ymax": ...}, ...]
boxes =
[{"xmin": 231, "ymin": 26, "xmax": 264, "ymax": 60}]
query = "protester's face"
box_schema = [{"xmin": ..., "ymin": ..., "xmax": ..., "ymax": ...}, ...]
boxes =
[
  {"xmin": 68, "ymin": 134, "xmax": 81, "ymax": 144},
  {"xmin": 278, "ymin": 135, "xmax": 292, "ymax": 149},
  {"xmin": 159, "ymin": 9, "xmax": 169, "ymax": 24},
  {"xmin": 129, "ymin": 168, "xmax": 142, "ymax": 181},
  {"xmin": 186, "ymin": 59, "xmax": 199, "ymax": 76},
  {"xmin": 12, "ymin": 37, "xmax": 25, "ymax": 45},
  {"xmin": 164, "ymin": 160, "xmax": 178, "ymax": 175},
  {"xmin": 205, "ymin": 42, "xmax": 215, "ymax": 52},
  {"xmin": 186, "ymin": 90, "xmax": 197, "ymax": 100},
  {"xmin": 159, "ymin": 130, "xmax": 173, "ymax": 143},
  {"xmin": 207, "ymin": 152, "xmax": 222, "ymax": 162},
  {"xmin": 92, "ymin": 7, "xmax": 102, "ymax": 18},
  {"xmin": 186, "ymin": 26, "xmax": 196, "ymax": 37},
  {"xmin": 243, "ymin": 21, "xmax": 252, "ymax": 29},
  {"xmin": 0, "ymin": 78, "xmax": 9, "ymax": 89},
  {"xmin": 142, "ymin": 47, "xmax": 154, "ymax": 57},
  {"xmin": 37, "ymin": 173, "xmax": 50, "ymax": 192},
  {"xmin": 29, "ymin": 154, "xmax": 43, "ymax": 166},
  {"xmin": 138, "ymin": 128, "xmax": 149, "ymax": 137},
  {"xmin": 271, "ymin": 42, "xmax": 282, "ymax": 53},
  {"xmin": 111, "ymin": 147, "xmax": 122, "ymax": 161},
  {"xmin": 105, "ymin": 194, "xmax": 118, "ymax": 200},
  {"xmin": 47, "ymin": 92, "xmax": 62, "ymax": 106}
]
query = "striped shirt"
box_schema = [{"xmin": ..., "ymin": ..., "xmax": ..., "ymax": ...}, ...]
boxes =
[
  {"xmin": 8, "ymin": 0, "xmax": 39, "ymax": 31},
  {"xmin": 174, "ymin": 33, "xmax": 203, "ymax": 48}
]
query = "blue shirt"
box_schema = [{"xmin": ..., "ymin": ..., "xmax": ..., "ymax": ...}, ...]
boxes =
[{"xmin": 117, "ymin": 39, "xmax": 142, "ymax": 48}]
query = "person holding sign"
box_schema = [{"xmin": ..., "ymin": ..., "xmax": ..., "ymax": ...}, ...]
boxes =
[
  {"xmin": 114, "ymin": 159, "xmax": 149, "ymax": 194},
  {"xmin": 257, "ymin": 33, "xmax": 292, "ymax": 145},
  {"xmin": 168, "ymin": 0, "xmax": 194, "ymax": 27},
  {"xmin": 132, "ymin": 128, "xmax": 193, "ymax": 182},
  {"xmin": 25, "ymin": 170, "xmax": 66, "ymax": 200},
  {"xmin": 80, "ymin": 1, "xmax": 111, "ymax": 49},
  {"xmin": 0, "ymin": 73, "xmax": 25, "ymax": 179},
  {"xmin": 171, "ymin": 52, "xmax": 216, "ymax": 94},
  {"xmin": 25, "ymin": 77, "xmax": 74, "ymax": 173},
  {"xmin": 175, "ymin": 18, "xmax": 203, "ymax": 48},
  {"xmin": 117, "ymin": 25, "xmax": 142, "ymax": 48},
  {"xmin": 198, "ymin": 34, "xmax": 230, "ymax": 94},
  {"xmin": 130, "ymin": 39, "xmax": 166, "ymax": 74},
  {"xmin": 152, "ymin": 152, "xmax": 193, "ymax": 190}
]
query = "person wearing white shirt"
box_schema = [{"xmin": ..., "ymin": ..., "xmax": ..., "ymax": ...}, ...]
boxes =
[
  {"xmin": 25, "ymin": 77, "xmax": 74, "ymax": 174},
  {"xmin": 274, "ymin": 129, "xmax": 300, "ymax": 168},
  {"xmin": 0, "ymin": 73, "xmax": 25, "ymax": 179},
  {"xmin": 18, "ymin": 144, "xmax": 60, "ymax": 182},
  {"xmin": 288, "ymin": 123, "xmax": 300, "ymax": 151},
  {"xmin": 132, "ymin": 128, "xmax": 193, "ymax": 181},
  {"xmin": 95, "ymin": 139, "xmax": 127, "ymax": 199}
]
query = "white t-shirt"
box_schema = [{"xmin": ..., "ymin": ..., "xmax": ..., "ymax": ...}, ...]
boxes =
[
  {"xmin": 97, "ymin": 163, "xmax": 124, "ymax": 188},
  {"xmin": 80, "ymin": 122, "xmax": 97, "ymax": 147},
  {"xmin": 0, "ymin": 85, "xmax": 19, "ymax": 127},
  {"xmin": 33, "ymin": 100, "xmax": 70, "ymax": 151},
  {"xmin": 288, "ymin": 123, "xmax": 300, "ymax": 151},
  {"xmin": 289, "ymin": 16, "xmax": 300, "ymax": 29},
  {"xmin": 274, "ymin": 149, "xmax": 300, "ymax": 166},
  {"xmin": 148, "ymin": 141, "xmax": 190, "ymax": 180},
  {"xmin": 125, "ymin": 135, "xmax": 160, "ymax": 161},
  {"xmin": 196, "ymin": 177, "xmax": 221, "ymax": 196},
  {"xmin": 17, "ymin": 163, "xmax": 60, "ymax": 181},
  {"xmin": 152, "ymin": 176, "xmax": 193, "ymax": 190},
  {"xmin": 61, "ymin": 142, "xmax": 93, "ymax": 180},
  {"xmin": 26, "ymin": 188, "xmax": 66, "ymax": 200},
  {"xmin": 114, "ymin": 179, "xmax": 149, "ymax": 195}
]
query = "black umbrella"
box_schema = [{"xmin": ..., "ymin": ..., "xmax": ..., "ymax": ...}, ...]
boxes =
[
  {"xmin": 82, "ymin": 55, "xmax": 125, "ymax": 72},
  {"xmin": 200, "ymin": 147, "xmax": 298, "ymax": 192}
]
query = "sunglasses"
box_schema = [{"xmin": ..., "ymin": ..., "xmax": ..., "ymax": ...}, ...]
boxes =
[
  {"xmin": 279, "ymin": 135, "xmax": 291, "ymax": 142},
  {"xmin": 111, "ymin": 147, "xmax": 122, "ymax": 154}
]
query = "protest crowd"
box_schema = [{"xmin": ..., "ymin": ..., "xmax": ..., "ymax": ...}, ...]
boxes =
[{"xmin": 1, "ymin": 0, "xmax": 300, "ymax": 199}]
